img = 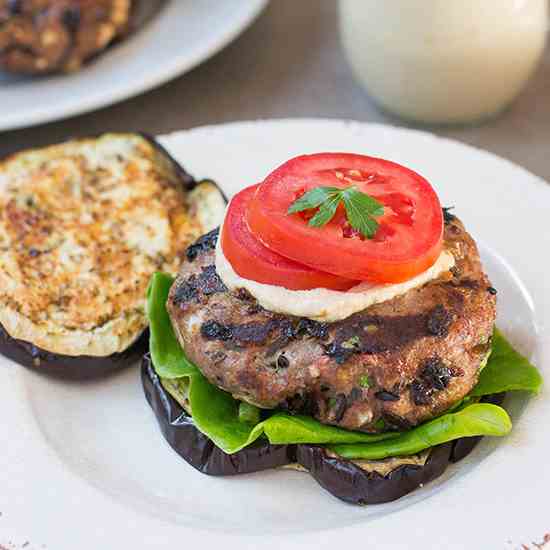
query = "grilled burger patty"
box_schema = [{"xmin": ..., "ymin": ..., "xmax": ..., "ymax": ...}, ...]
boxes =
[
  {"xmin": 167, "ymin": 214, "xmax": 497, "ymax": 432},
  {"xmin": 0, "ymin": 133, "xmax": 225, "ymax": 359},
  {"xmin": 0, "ymin": 0, "xmax": 151, "ymax": 74}
]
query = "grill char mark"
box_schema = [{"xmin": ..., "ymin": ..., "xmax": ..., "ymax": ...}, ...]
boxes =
[
  {"xmin": 186, "ymin": 228, "xmax": 219, "ymax": 262},
  {"xmin": 173, "ymin": 264, "xmax": 226, "ymax": 306}
]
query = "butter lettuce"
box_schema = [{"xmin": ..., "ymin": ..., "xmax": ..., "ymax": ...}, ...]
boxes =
[
  {"xmin": 471, "ymin": 329, "xmax": 542, "ymax": 397},
  {"xmin": 147, "ymin": 273, "xmax": 541, "ymax": 457},
  {"xmin": 330, "ymin": 403, "xmax": 511, "ymax": 459}
]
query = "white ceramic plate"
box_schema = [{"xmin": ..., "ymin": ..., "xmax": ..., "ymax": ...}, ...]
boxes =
[
  {"xmin": 1, "ymin": 119, "xmax": 549, "ymax": 550},
  {"xmin": 0, "ymin": 0, "xmax": 267, "ymax": 131}
]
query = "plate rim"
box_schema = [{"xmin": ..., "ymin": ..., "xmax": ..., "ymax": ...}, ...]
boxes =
[{"xmin": 0, "ymin": 0, "xmax": 268, "ymax": 132}]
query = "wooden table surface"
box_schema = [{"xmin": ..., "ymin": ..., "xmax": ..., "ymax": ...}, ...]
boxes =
[{"xmin": 2, "ymin": 0, "xmax": 550, "ymax": 182}]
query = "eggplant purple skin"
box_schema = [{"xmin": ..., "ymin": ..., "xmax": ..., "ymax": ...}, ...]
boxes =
[
  {"xmin": 296, "ymin": 443, "xmax": 452, "ymax": 505},
  {"xmin": 0, "ymin": 322, "xmax": 148, "ymax": 380},
  {"xmin": 142, "ymin": 353, "xmax": 505, "ymax": 504},
  {"xmin": 140, "ymin": 133, "xmax": 197, "ymax": 191},
  {"xmin": 139, "ymin": 133, "xmax": 229, "ymax": 202},
  {"xmin": 141, "ymin": 355, "xmax": 293, "ymax": 474}
]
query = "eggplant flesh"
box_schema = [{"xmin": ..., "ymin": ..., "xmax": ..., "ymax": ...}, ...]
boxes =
[
  {"xmin": 142, "ymin": 354, "xmax": 502, "ymax": 504},
  {"xmin": 0, "ymin": 134, "xmax": 226, "ymax": 378}
]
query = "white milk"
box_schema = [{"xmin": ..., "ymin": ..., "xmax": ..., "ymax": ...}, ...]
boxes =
[{"xmin": 340, "ymin": 0, "xmax": 548, "ymax": 124}]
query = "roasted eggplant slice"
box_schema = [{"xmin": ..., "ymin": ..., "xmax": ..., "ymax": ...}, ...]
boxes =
[
  {"xmin": 0, "ymin": 0, "xmax": 165, "ymax": 74},
  {"xmin": 142, "ymin": 354, "xmax": 497, "ymax": 504},
  {"xmin": 0, "ymin": 323, "xmax": 148, "ymax": 379},
  {"xmin": 142, "ymin": 356, "xmax": 293, "ymax": 475},
  {"xmin": 0, "ymin": 134, "xmax": 226, "ymax": 376},
  {"xmin": 296, "ymin": 443, "xmax": 451, "ymax": 505}
]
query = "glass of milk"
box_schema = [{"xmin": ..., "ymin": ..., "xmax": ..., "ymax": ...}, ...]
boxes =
[{"xmin": 339, "ymin": 0, "xmax": 548, "ymax": 125}]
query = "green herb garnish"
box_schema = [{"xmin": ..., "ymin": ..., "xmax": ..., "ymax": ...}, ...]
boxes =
[
  {"xmin": 342, "ymin": 335, "xmax": 361, "ymax": 349},
  {"xmin": 359, "ymin": 375, "xmax": 372, "ymax": 388},
  {"xmin": 287, "ymin": 185, "xmax": 385, "ymax": 239}
]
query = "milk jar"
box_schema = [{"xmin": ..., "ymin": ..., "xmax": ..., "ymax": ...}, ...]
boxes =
[{"xmin": 340, "ymin": 0, "xmax": 548, "ymax": 124}]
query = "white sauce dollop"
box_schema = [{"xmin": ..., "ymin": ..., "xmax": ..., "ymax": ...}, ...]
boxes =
[{"xmin": 215, "ymin": 233, "xmax": 455, "ymax": 322}]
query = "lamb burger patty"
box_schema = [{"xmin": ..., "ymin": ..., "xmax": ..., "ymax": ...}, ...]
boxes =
[{"xmin": 167, "ymin": 215, "xmax": 496, "ymax": 432}]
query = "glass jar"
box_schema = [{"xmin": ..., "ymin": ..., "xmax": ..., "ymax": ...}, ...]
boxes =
[{"xmin": 339, "ymin": 0, "xmax": 548, "ymax": 125}]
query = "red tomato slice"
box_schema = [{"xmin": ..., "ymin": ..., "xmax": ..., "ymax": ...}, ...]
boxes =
[
  {"xmin": 247, "ymin": 153, "xmax": 443, "ymax": 283},
  {"xmin": 221, "ymin": 185, "xmax": 357, "ymax": 291}
]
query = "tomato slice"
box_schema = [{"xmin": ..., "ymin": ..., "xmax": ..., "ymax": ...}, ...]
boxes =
[
  {"xmin": 247, "ymin": 153, "xmax": 443, "ymax": 283},
  {"xmin": 221, "ymin": 185, "xmax": 357, "ymax": 291}
]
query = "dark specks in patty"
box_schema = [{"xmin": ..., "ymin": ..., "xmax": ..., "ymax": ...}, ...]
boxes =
[
  {"xmin": 454, "ymin": 279, "xmax": 480, "ymax": 291},
  {"xmin": 326, "ymin": 387, "xmax": 364, "ymax": 424},
  {"xmin": 323, "ymin": 306, "xmax": 457, "ymax": 365},
  {"xmin": 375, "ymin": 390, "xmax": 400, "ymax": 402},
  {"xmin": 348, "ymin": 387, "xmax": 363, "ymax": 402},
  {"xmin": 323, "ymin": 342, "xmax": 354, "ymax": 365},
  {"xmin": 198, "ymin": 265, "xmax": 227, "ymax": 295},
  {"xmin": 282, "ymin": 393, "xmax": 318, "ymax": 417},
  {"xmin": 332, "ymin": 394, "xmax": 348, "ymax": 422},
  {"xmin": 442, "ymin": 207, "xmax": 456, "ymax": 224},
  {"xmin": 426, "ymin": 305, "xmax": 452, "ymax": 336},
  {"xmin": 201, "ymin": 321, "xmax": 232, "ymax": 341},
  {"xmin": 173, "ymin": 264, "xmax": 226, "ymax": 306},
  {"xmin": 410, "ymin": 357, "xmax": 454, "ymax": 406},
  {"xmin": 172, "ymin": 276, "xmax": 199, "ymax": 305},
  {"xmin": 410, "ymin": 380, "xmax": 431, "ymax": 406},
  {"xmin": 232, "ymin": 320, "xmax": 293, "ymax": 345},
  {"xmin": 200, "ymin": 318, "xmax": 295, "ymax": 346},
  {"xmin": 185, "ymin": 228, "xmax": 219, "ymax": 262},
  {"xmin": 276, "ymin": 353, "xmax": 290, "ymax": 369},
  {"xmin": 296, "ymin": 319, "xmax": 330, "ymax": 340},
  {"xmin": 235, "ymin": 288, "xmax": 255, "ymax": 301},
  {"xmin": 421, "ymin": 357, "xmax": 452, "ymax": 390}
]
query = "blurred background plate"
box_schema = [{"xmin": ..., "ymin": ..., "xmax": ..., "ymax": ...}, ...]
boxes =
[{"xmin": 0, "ymin": 0, "xmax": 267, "ymax": 132}]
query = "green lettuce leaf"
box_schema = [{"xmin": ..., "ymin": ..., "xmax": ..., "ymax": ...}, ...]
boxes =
[
  {"xmin": 261, "ymin": 414, "xmax": 398, "ymax": 445},
  {"xmin": 330, "ymin": 403, "xmax": 512, "ymax": 460},
  {"xmin": 146, "ymin": 273, "xmax": 198, "ymax": 379},
  {"xmin": 470, "ymin": 329, "xmax": 542, "ymax": 397},
  {"xmin": 147, "ymin": 272, "xmax": 541, "ymax": 455}
]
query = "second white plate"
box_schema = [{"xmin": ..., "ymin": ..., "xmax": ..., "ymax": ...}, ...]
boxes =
[{"xmin": 0, "ymin": 0, "xmax": 267, "ymax": 131}]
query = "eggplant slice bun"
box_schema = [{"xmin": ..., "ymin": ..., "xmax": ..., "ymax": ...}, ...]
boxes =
[
  {"xmin": 143, "ymin": 242, "xmax": 542, "ymax": 504},
  {"xmin": 0, "ymin": 133, "xmax": 226, "ymax": 378}
]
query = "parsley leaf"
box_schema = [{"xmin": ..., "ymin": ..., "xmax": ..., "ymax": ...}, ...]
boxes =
[
  {"xmin": 308, "ymin": 193, "xmax": 341, "ymax": 227},
  {"xmin": 341, "ymin": 187, "xmax": 384, "ymax": 239},
  {"xmin": 287, "ymin": 185, "xmax": 384, "ymax": 239},
  {"xmin": 287, "ymin": 187, "xmax": 341, "ymax": 214}
]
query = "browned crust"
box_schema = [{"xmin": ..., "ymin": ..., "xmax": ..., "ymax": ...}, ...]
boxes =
[{"xmin": 0, "ymin": 133, "xmax": 226, "ymax": 374}]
